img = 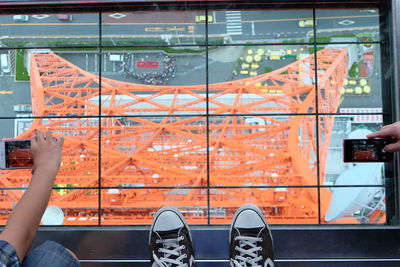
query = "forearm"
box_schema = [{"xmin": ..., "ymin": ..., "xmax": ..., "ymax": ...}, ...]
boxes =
[{"xmin": 0, "ymin": 168, "xmax": 57, "ymax": 261}]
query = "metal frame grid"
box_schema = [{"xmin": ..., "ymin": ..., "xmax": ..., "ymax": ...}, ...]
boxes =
[{"xmin": 0, "ymin": 0, "xmax": 395, "ymax": 227}]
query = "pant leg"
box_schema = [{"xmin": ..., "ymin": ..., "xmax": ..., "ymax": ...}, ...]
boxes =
[{"xmin": 22, "ymin": 240, "xmax": 80, "ymax": 267}]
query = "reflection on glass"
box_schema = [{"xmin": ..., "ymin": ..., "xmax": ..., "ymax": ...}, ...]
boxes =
[
  {"xmin": 0, "ymin": 189, "xmax": 98, "ymax": 225},
  {"xmin": 102, "ymin": 10, "xmax": 205, "ymax": 46},
  {"xmin": 315, "ymin": 9, "xmax": 380, "ymax": 42},
  {"xmin": 319, "ymin": 115, "xmax": 385, "ymax": 186},
  {"xmin": 319, "ymin": 115, "xmax": 387, "ymax": 224},
  {"xmin": 0, "ymin": 6, "xmax": 389, "ymax": 226},
  {"xmin": 317, "ymin": 44, "xmax": 381, "ymax": 113},
  {"xmin": 0, "ymin": 118, "xmax": 99, "ymax": 188},
  {"xmin": 209, "ymin": 115, "xmax": 317, "ymax": 187},
  {"xmin": 101, "ymin": 49, "xmax": 206, "ymax": 86},
  {"xmin": 209, "ymin": 45, "xmax": 316, "ymax": 115},
  {"xmin": 101, "ymin": 188, "xmax": 208, "ymax": 225},
  {"xmin": 322, "ymin": 187, "xmax": 385, "ymax": 224},
  {"xmin": 6, "ymin": 50, "xmax": 101, "ymax": 118},
  {"xmin": 209, "ymin": 187, "xmax": 319, "ymax": 224},
  {"xmin": 1, "ymin": 13, "xmax": 99, "ymax": 48},
  {"xmin": 101, "ymin": 117, "xmax": 207, "ymax": 187}
]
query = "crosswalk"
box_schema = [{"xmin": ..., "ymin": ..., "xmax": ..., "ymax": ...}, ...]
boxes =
[{"xmin": 225, "ymin": 11, "xmax": 242, "ymax": 36}]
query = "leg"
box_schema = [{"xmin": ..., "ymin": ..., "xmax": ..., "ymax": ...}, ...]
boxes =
[
  {"xmin": 149, "ymin": 206, "xmax": 195, "ymax": 267},
  {"xmin": 22, "ymin": 241, "xmax": 80, "ymax": 267},
  {"xmin": 230, "ymin": 204, "xmax": 274, "ymax": 267}
]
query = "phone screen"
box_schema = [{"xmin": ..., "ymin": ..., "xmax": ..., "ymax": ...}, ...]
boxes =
[
  {"xmin": 4, "ymin": 140, "xmax": 33, "ymax": 169},
  {"xmin": 343, "ymin": 139, "xmax": 394, "ymax": 162}
]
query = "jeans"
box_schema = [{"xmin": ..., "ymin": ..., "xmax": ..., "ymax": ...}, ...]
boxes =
[{"xmin": 22, "ymin": 241, "xmax": 80, "ymax": 267}]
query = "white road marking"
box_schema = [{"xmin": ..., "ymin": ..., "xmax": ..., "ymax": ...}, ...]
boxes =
[
  {"xmin": 338, "ymin": 19, "xmax": 355, "ymax": 26},
  {"xmin": 109, "ymin": 13, "xmax": 127, "ymax": 19},
  {"xmin": 251, "ymin": 22, "xmax": 255, "ymax": 36},
  {"xmin": 104, "ymin": 53, "xmax": 107, "ymax": 72},
  {"xmin": 32, "ymin": 14, "xmax": 50, "ymax": 19},
  {"xmin": 94, "ymin": 53, "xmax": 97, "ymax": 72},
  {"xmin": 225, "ymin": 11, "xmax": 242, "ymax": 36}
]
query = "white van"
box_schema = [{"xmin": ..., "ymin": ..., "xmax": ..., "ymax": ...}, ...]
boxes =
[
  {"xmin": 13, "ymin": 15, "xmax": 29, "ymax": 22},
  {"xmin": 0, "ymin": 54, "xmax": 10, "ymax": 73}
]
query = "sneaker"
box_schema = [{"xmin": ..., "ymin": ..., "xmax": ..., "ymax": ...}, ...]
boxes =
[
  {"xmin": 229, "ymin": 204, "xmax": 274, "ymax": 267},
  {"xmin": 149, "ymin": 206, "xmax": 195, "ymax": 267}
]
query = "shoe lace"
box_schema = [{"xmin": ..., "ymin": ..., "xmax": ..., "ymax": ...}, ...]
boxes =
[
  {"xmin": 231, "ymin": 235, "xmax": 268, "ymax": 267},
  {"xmin": 153, "ymin": 235, "xmax": 188, "ymax": 267}
]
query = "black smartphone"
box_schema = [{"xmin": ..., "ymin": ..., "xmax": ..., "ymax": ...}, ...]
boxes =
[
  {"xmin": 343, "ymin": 139, "xmax": 395, "ymax": 163},
  {"xmin": 0, "ymin": 139, "xmax": 33, "ymax": 169}
]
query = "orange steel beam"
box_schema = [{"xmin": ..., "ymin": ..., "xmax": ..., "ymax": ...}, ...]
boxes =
[{"xmin": 0, "ymin": 48, "xmax": 348, "ymax": 225}]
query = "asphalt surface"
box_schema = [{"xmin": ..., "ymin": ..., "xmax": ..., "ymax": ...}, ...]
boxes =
[{"xmin": 0, "ymin": 10, "xmax": 380, "ymax": 46}]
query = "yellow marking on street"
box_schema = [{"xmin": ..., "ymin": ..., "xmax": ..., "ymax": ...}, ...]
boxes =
[
  {"xmin": 0, "ymin": 14, "xmax": 378, "ymax": 27},
  {"xmin": 144, "ymin": 27, "xmax": 163, "ymax": 32},
  {"xmin": 167, "ymin": 27, "xmax": 186, "ymax": 32},
  {"xmin": 0, "ymin": 90, "xmax": 13, "ymax": 95},
  {"xmin": 241, "ymin": 14, "xmax": 378, "ymax": 24}
]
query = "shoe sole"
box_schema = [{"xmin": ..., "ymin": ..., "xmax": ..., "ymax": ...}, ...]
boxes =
[
  {"xmin": 229, "ymin": 204, "xmax": 273, "ymax": 244},
  {"xmin": 149, "ymin": 206, "xmax": 193, "ymax": 245}
]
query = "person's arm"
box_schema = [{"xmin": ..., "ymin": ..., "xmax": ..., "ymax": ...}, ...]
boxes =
[
  {"xmin": 366, "ymin": 121, "xmax": 400, "ymax": 152},
  {"xmin": 0, "ymin": 131, "xmax": 64, "ymax": 262}
]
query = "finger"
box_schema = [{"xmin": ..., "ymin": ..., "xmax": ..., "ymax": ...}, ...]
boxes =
[
  {"xmin": 384, "ymin": 141, "xmax": 400, "ymax": 152},
  {"xmin": 58, "ymin": 136, "xmax": 64, "ymax": 147},
  {"xmin": 46, "ymin": 131, "xmax": 53, "ymax": 141},
  {"xmin": 30, "ymin": 134, "xmax": 37, "ymax": 146},
  {"xmin": 35, "ymin": 130, "xmax": 45, "ymax": 143},
  {"xmin": 366, "ymin": 127, "xmax": 396, "ymax": 139}
]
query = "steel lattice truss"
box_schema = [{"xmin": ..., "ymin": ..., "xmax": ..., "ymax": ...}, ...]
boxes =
[{"xmin": 0, "ymin": 48, "xmax": 348, "ymax": 224}]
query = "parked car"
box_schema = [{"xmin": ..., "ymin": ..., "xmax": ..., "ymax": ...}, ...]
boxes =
[
  {"xmin": 1, "ymin": 54, "xmax": 10, "ymax": 74},
  {"xmin": 58, "ymin": 14, "xmax": 72, "ymax": 21},
  {"xmin": 195, "ymin": 15, "xmax": 213, "ymax": 23},
  {"xmin": 298, "ymin": 19, "xmax": 316, "ymax": 27},
  {"xmin": 13, "ymin": 15, "xmax": 29, "ymax": 22},
  {"xmin": 13, "ymin": 104, "xmax": 32, "ymax": 113}
]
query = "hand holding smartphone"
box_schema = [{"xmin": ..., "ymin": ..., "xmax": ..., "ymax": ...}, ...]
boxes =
[
  {"xmin": 0, "ymin": 139, "xmax": 33, "ymax": 169},
  {"xmin": 343, "ymin": 138, "xmax": 395, "ymax": 163}
]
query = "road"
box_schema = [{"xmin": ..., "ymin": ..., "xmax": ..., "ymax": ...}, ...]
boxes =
[{"xmin": 0, "ymin": 10, "xmax": 379, "ymax": 45}]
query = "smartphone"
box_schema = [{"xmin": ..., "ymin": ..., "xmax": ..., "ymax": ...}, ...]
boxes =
[
  {"xmin": 0, "ymin": 139, "xmax": 33, "ymax": 169},
  {"xmin": 343, "ymin": 139, "xmax": 395, "ymax": 163}
]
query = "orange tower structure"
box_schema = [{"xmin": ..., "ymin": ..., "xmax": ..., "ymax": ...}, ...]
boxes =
[{"xmin": 0, "ymin": 48, "xmax": 348, "ymax": 225}]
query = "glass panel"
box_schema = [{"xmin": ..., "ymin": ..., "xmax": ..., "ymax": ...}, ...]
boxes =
[
  {"xmin": 209, "ymin": 187, "xmax": 319, "ymax": 224},
  {"xmin": 0, "ymin": 189, "xmax": 98, "ymax": 225},
  {"xmin": 101, "ymin": 188, "xmax": 208, "ymax": 225},
  {"xmin": 0, "ymin": 13, "xmax": 99, "ymax": 48},
  {"xmin": 317, "ymin": 44, "xmax": 381, "ymax": 113},
  {"xmin": 209, "ymin": 115, "xmax": 317, "ymax": 187},
  {"xmin": 315, "ymin": 9, "xmax": 380, "ymax": 43},
  {"xmin": 100, "ymin": 48, "xmax": 206, "ymax": 116},
  {"xmin": 319, "ymin": 115, "xmax": 388, "ymax": 186},
  {"xmin": 210, "ymin": 9, "xmax": 313, "ymax": 44},
  {"xmin": 321, "ymin": 186, "xmax": 385, "ymax": 224},
  {"xmin": 209, "ymin": 45, "xmax": 315, "ymax": 115},
  {"xmin": 101, "ymin": 117, "xmax": 207, "ymax": 187},
  {"xmin": 102, "ymin": 9, "xmax": 206, "ymax": 46},
  {"xmin": 0, "ymin": 118, "xmax": 99, "ymax": 188},
  {"xmin": 0, "ymin": 49, "xmax": 101, "ymax": 118}
]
